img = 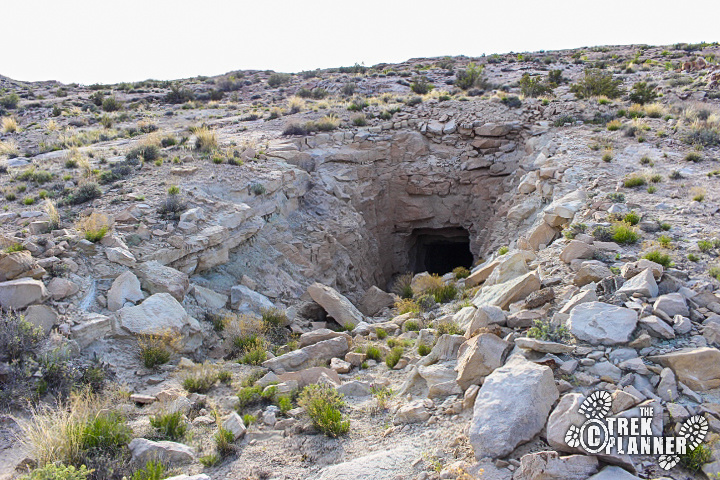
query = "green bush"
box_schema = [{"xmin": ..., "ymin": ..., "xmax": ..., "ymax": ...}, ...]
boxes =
[
  {"xmin": 680, "ymin": 444, "xmax": 712, "ymax": 472},
  {"xmin": 126, "ymin": 145, "xmax": 159, "ymax": 162},
  {"xmin": 643, "ymin": 250, "xmax": 673, "ymax": 267},
  {"xmin": 298, "ymin": 384, "xmax": 349, "ymax": 437},
  {"xmin": 131, "ymin": 460, "xmax": 166, "ymax": 480},
  {"xmin": 391, "ymin": 273, "xmax": 414, "ymax": 299},
  {"xmin": 0, "ymin": 311, "xmax": 43, "ymax": 362},
  {"xmin": 429, "ymin": 284, "xmax": 457, "ymax": 303},
  {"xmin": 375, "ymin": 327, "xmax": 388, "ymax": 339},
  {"xmin": 101, "ymin": 97, "xmax": 122, "ymax": 112},
  {"xmin": 417, "ymin": 343, "xmax": 432, "ymax": 356},
  {"xmin": 436, "ymin": 319, "xmax": 463, "ymax": 335},
  {"xmin": 21, "ymin": 464, "xmax": 91, "ymax": 480},
  {"xmin": 403, "ymin": 320, "xmax": 420, "ymax": 332},
  {"xmin": 685, "ymin": 152, "xmax": 703, "ymax": 163},
  {"xmin": 385, "ymin": 346, "xmax": 404, "ymax": 369},
  {"xmin": 623, "ymin": 211, "xmax": 640, "ymax": 225},
  {"xmin": 612, "ymin": 222, "xmax": 640, "ymax": 245},
  {"xmin": 498, "ymin": 246, "xmax": 509, "ymax": 255},
  {"xmin": 455, "ymin": 63, "xmax": 486, "ymax": 90},
  {"xmin": 410, "ymin": 77, "xmax": 434, "ymax": 94},
  {"xmin": 237, "ymin": 385, "xmax": 263, "ymax": 410},
  {"xmin": 84, "ymin": 226, "xmax": 108, "ymax": 243},
  {"xmin": 628, "ymin": 82, "xmax": 657, "ymax": 105},
  {"xmin": 214, "ymin": 427, "xmax": 236, "ymax": 457},
  {"xmin": 149, "ymin": 411, "xmax": 187, "ymax": 441},
  {"xmin": 277, "ymin": 395, "xmax": 293, "ymax": 414},
  {"xmin": 165, "ymin": 84, "xmax": 195, "ymax": 104},
  {"xmin": 80, "ymin": 411, "xmax": 132, "ymax": 454},
  {"xmin": 68, "ymin": 183, "xmax": 101, "ymax": 205},
  {"xmin": 452, "ymin": 266, "xmax": 470, "ymax": 279},
  {"xmin": 698, "ymin": 240, "xmax": 714, "ymax": 252},
  {"xmin": 623, "ymin": 175, "xmax": 646, "ymax": 188},
  {"xmin": 570, "ymin": 69, "xmax": 624, "ymax": 99},
  {"xmin": 527, "ymin": 320, "xmax": 571, "ymax": 342},
  {"xmin": 365, "ymin": 346, "xmax": 382, "ymax": 361},
  {"xmin": 267, "ymin": 73, "xmax": 291, "ymax": 87},
  {"xmin": 519, "ymin": 74, "xmax": 553, "ymax": 97},
  {"xmin": 182, "ymin": 365, "xmax": 218, "ymax": 393}
]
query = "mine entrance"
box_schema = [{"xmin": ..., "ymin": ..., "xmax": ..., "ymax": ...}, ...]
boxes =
[{"xmin": 409, "ymin": 227, "xmax": 473, "ymax": 275}]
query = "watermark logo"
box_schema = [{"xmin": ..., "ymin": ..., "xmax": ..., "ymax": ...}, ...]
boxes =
[{"xmin": 565, "ymin": 391, "xmax": 708, "ymax": 470}]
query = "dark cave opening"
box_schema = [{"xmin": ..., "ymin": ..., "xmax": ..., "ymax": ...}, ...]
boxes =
[{"xmin": 409, "ymin": 227, "xmax": 473, "ymax": 275}]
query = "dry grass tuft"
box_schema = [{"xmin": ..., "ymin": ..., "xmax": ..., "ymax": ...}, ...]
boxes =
[
  {"xmin": 191, "ymin": 126, "xmax": 218, "ymax": 152},
  {"xmin": 1, "ymin": 117, "xmax": 18, "ymax": 133},
  {"xmin": 0, "ymin": 139, "xmax": 19, "ymax": 156}
]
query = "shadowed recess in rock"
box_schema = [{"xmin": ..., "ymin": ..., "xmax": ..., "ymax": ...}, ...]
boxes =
[{"xmin": 409, "ymin": 227, "xmax": 473, "ymax": 275}]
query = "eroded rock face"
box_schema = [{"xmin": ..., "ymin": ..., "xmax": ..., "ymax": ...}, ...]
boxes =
[
  {"xmin": 262, "ymin": 336, "xmax": 350, "ymax": 373},
  {"xmin": 469, "ymin": 356, "xmax": 559, "ymax": 459}
]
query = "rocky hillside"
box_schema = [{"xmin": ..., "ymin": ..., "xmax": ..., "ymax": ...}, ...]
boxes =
[{"xmin": 1, "ymin": 42, "xmax": 720, "ymax": 480}]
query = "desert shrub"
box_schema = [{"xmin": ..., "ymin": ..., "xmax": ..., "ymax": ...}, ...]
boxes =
[
  {"xmin": 0, "ymin": 93, "xmax": 20, "ymax": 109},
  {"xmin": 395, "ymin": 298, "xmax": 420, "ymax": 314},
  {"xmin": 570, "ymin": 69, "xmax": 624, "ymax": 99},
  {"xmin": 0, "ymin": 311, "xmax": 43, "ymax": 362},
  {"xmin": 592, "ymin": 226, "xmax": 614, "ymax": 242},
  {"xmin": 237, "ymin": 385, "xmax": 263, "ymax": 411},
  {"xmin": 391, "ymin": 273, "xmax": 414, "ymax": 299},
  {"xmin": 403, "ymin": 320, "xmax": 420, "ymax": 332},
  {"xmin": 239, "ymin": 341, "xmax": 267, "ymax": 365},
  {"xmin": 68, "ymin": 183, "xmax": 101, "ymax": 205},
  {"xmin": 416, "ymin": 294, "xmax": 436, "ymax": 311},
  {"xmin": 181, "ymin": 363, "xmax": 218, "ymax": 393},
  {"xmin": 131, "ymin": 460, "xmax": 166, "ymax": 480},
  {"xmin": 410, "ymin": 77, "xmax": 433, "ymax": 94},
  {"xmin": 365, "ymin": 345, "xmax": 382, "ymax": 361},
  {"xmin": 375, "ymin": 327, "xmax": 388, "ymax": 339},
  {"xmin": 453, "ymin": 266, "xmax": 470, "ymax": 279},
  {"xmin": 165, "ymin": 84, "xmax": 195, "ymax": 104},
  {"xmin": 267, "ymin": 73, "xmax": 291, "ymax": 87},
  {"xmin": 283, "ymin": 123, "xmax": 307, "ymax": 136},
  {"xmin": 277, "ymin": 395, "xmax": 293, "ymax": 414},
  {"xmin": 80, "ymin": 411, "xmax": 132, "ymax": 454},
  {"xmin": 412, "ymin": 273, "xmax": 443, "ymax": 294},
  {"xmin": 157, "ymin": 194, "xmax": 187, "ymax": 220},
  {"xmin": 77, "ymin": 212, "xmax": 111, "ymax": 242},
  {"xmin": 242, "ymin": 413, "xmax": 257, "ymax": 426},
  {"xmin": 417, "ymin": 343, "xmax": 432, "ymax": 356},
  {"xmin": 685, "ymin": 152, "xmax": 703, "ymax": 163},
  {"xmin": 385, "ymin": 346, "xmax": 404, "ymax": 369},
  {"xmin": 607, "ymin": 119, "xmax": 622, "ymax": 131},
  {"xmin": 658, "ymin": 235, "xmax": 672, "ymax": 248},
  {"xmin": 315, "ymin": 114, "xmax": 340, "ymax": 131},
  {"xmin": 688, "ymin": 253, "xmax": 700, "ymax": 262},
  {"xmin": 137, "ymin": 331, "xmax": 178, "ymax": 369},
  {"xmin": 519, "ymin": 74, "xmax": 553, "ymax": 97},
  {"xmin": 612, "ymin": 222, "xmax": 640, "ymax": 244},
  {"xmin": 428, "ymin": 284, "xmax": 457, "ymax": 303},
  {"xmin": 436, "ymin": 319, "xmax": 463, "ymax": 335},
  {"xmin": 2, "ymin": 116, "xmax": 18, "ymax": 133},
  {"xmin": 685, "ymin": 126, "xmax": 720, "ymax": 146},
  {"xmin": 126, "ymin": 144, "xmax": 159, "ymax": 162},
  {"xmin": 643, "ymin": 250, "xmax": 673, "ymax": 267},
  {"xmin": 455, "ymin": 63, "xmax": 486, "ymax": 90},
  {"xmin": 214, "ymin": 427, "xmax": 236, "ymax": 457},
  {"xmin": 628, "ymin": 82, "xmax": 657, "ymax": 105},
  {"xmin": 698, "ymin": 240, "xmax": 714, "ymax": 252},
  {"xmin": 498, "ymin": 246, "xmax": 509, "ymax": 255},
  {"xmin": 352, "ymin": 115, "xmax": 367, "ymax": 126},
  {"xmin": 623, "ymin": 211, "xmax": 640, "ymax": 225},
  {"xmin": 501, "ymin": 95, "xmax": 522, "ymax": 108},
  {"xmin": 101, "ymin": 97, "xmax": 122, "ymax": 112},
  {"xmin": 527, "ymin": 319, "xmax": 571, "ymax": 342},
  {"xmin": 149, "ymin": 411, "xmax": 187, "ymax": 441},
  {"xmin": 298, "ymin": 384, "xmax": 349, "ymax": 437},
  {"xmin": 190, "ymin": 126, "xmax": 217, "ymax": 152},
  {"xmin": 601, "ymin": 152, "xmax": 613, "ymax": 162},
  {"xmin": 623, "ymin": 175, "xmax": 646, "ymax": 188},
  {"xmin": 669, "ymin": 170, "xmax": 683, "ymax": 180},
  {"xmin": 680, "ymin": 444, "xmax": 712, "ymax": 472},
  {"xmin": 20, "ymin": 464, "xmax": 91, "ymax": 480}
]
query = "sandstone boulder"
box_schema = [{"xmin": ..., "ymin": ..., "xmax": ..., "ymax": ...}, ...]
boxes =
[
  {"xmin": 455, "ymin": 333, "xmax": 510, "ymax": 390},
  {"xmin": 469, "ymin": 356, "xmax": 559, "ymax": 459},
  {"xmin": 484, "ymin": 250, "xmax": 532, "ymax": 286},
  {"xmin": 648, "ymin": 347, "xmax": 720, "ymax": 391},
  {"xmin": 313, "ymin": 446, "xmax": 419, "ymax": 480},
  {"xmin": 472, "ymin": 271, "xmax": 541, "ymax": 310},
  {"xmin": 560, "ymin": 240, "xmax": 595, "ymax": 264},
  {"xmin": 107, "ymin": 271, "xmax": 144, "ymax": 312},
  {"xmin": 307, "ymin": 282, "xmax": 364, "ymax": 328},
  {"xmin": 135, "ymin": 260, "xmax": 189, "ymax": 301},
  {"xmin": 616, "ymin": 268, "xmax": 658, "ymax": 298},
  {"xmin": 514, "ymin": 451, "xmax": 599, "ymax": 480},
  {"xmin": 653, "ymin": 292, "xmax": 688, "ymax": 317},
  {"xmin": 24, "ymin": 304, "xmax": 57, "ymax": 335},
  {"xmin": 46, "ymin": 277, "xmax": 80, "ymax": 300},
  {"xmin": 230, "ymin": 285, "xmax": 274, "ymax": 314},
  {"xmin": 299, "ymin": 328, "xmax": 351, "ymax": 348},
  {"xmin": 128, "ymin": 438, "xmax": 195, "ymax": 465},
  {"xmin": 358, "ymin": 286, "xmax": 395, "ymax": 316},
  {"xmin": 263, "ymin": 337, "xmax": 350, "ymax": 373},
  {"xmin": 573, "ymin": 263, "xmax": 612, "ymax": 287},
  {"xmin": 0, "ymin": 251, "xmax": 44, "ymax": 281},
  {"xmin": 567, "ymin": 302, "xmax": 637, "ymax": 345},
  {"xmin": 393, "ymin": 401, "xmax": 430, "ymax": 424},
  {"xmin": 114, "ymin": 293, "xmax": 202, "ymax": 351},
  {"xmin": 0, "ymin": 278, "xmax": 48, "ymax": 309},
  {"xmin": 190, "ymin": 284, "xmax": 228, "ymax": 310},
  {"xmin": 223, "ymin": 412, "xmax": 247, "ymax": 440}
]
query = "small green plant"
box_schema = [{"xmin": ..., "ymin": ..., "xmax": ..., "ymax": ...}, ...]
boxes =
[
  {"xmin": 167, "ymin": 185, "xmax": 180, "ymax": 195},
  {"xmin": 23, "ymin": 196, "xmax": 35, "ymax": 205},
  {"xmin": 428, "ymin": 284, "xmax": 457, "ymax": 303},
  {"xmin": 149, "ymin": 411, "xmax": 187, "ymax": 441},
  {"xmin": 403, "ymin": 320, "xmax": 420, "ymax": 332},
  {"xmin": 242, "ymin": 413, "xmax": 257, "ymax": 426},
  {"xmin": 182, "ymin": 364, "xmax": 218, "ymax": 393},
  {"xmin": 365, "ymin": 346, "xmax": 382, "ymax": 361},
  {"xmin": 375, "ymin": 327, "xmax": 388, "ymax": 340},
  {"xmin": 527, "ymin": 319, "xmax": 571, "ymax": 342},
  {"xmin": 4, "ymin": 242, "xmax": 26, "ymax": 253},
  {"xmin": 250, "ymin": 183, "xmax": 266, "ymax": 195},
  {"xmin": 298, "ymin": 384, "xmax": 349, "ymax": 437},
  {"xmin": 436, "ymin": 318, "xmax": 463, "ymax": 335},
  {"xmin": 371, "ymin": 385, "xmax": 393, "ymax": 410},
  {"xmin": 417, "ymin": 343, "xmax": 432, "ymax": 356},
  {"xmin": 685, "ymin": 152, "xmax": 703, "ymax": 163},
  {"xmin": 20, "ymin": 464, "xmax": 92, "ymax": 480},
  {"xmin": 607, "ymin": 192, "xmax": 625, "ymax": 203},
  {"xmin": 647, "ymin": 185, "xmax": 657, "ymax": 194},
  {"xmin": 657, "ymin": 235, "xmax": 672, "ymax": 248},
  {"xmin": 80, "ymin": 411, "xmax": 132, "ymax": 453},
  {"xmin": 623, "ymin": 175, "xmax": 646, "ymax": 188},
  {"xmin": 612, "ymin": 222, "xmax": 640, "ymax": 245},
  {"xmin": 623, "ymin": 211, "xmax": 640, "ymax": 225},
  {"xmin": 452, "ymin": 266, "xmax": 470, "ymax": 279},
  {"xmin": 643, "ymin": 250, "xmax": 673, "ymax": 267},
  {"xmin": 214, "ymin": 427, "xmax": 236, "ymax": 457},
  {"xmin": 498, "ymin": 246, "xmax": 509, "ymax": 255},
  {"xmin": 217, "ymin": 370, "xmax": 232, "ymax": 384},
  {"xmin": 137, "ymin": 332, "xmax": 176, "ymax": 369},
  {"xmin": 391, "ymin": 273, "xmax": 414, "ymax": 299},
  {"xmin": 679, "ymin": 444, "xmax": 712, "ymax": 472},
  {"xmin": 698, "ymin": 240, "xmax": 714, "ymax": 252},
  {"xmin": 688, "ymin": 253, "xmax": 700, "ymax": 262},
  {"xmin": 602, "ymin": 152, "xmax": 613, "ymax": 162},
  {"xmin": 131, "ymin": 460, "xmax": 166, "ymax": 480},
  {"xmin": 199, "ymin": 453, "xmax": 220, "ymax": 467},
  {"xmin": 277, "ymin": 395, "xmax": 293, "ymax": 414},
  {"xmin": 385, "ymin": 346, "xmax": 404, "ymax": 369},
  {"xmin": 570, "ymin": 68, "xmax": 624, "ymax": 99},
  {"xmin": 660, "ymin": 222, "xmax": 671, "ymax": 231}
]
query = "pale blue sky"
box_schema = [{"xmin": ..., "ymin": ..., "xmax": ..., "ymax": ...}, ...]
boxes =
[{"xmin": 4, "ymin": 0, "xmax": 720, "ymax": 84}]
